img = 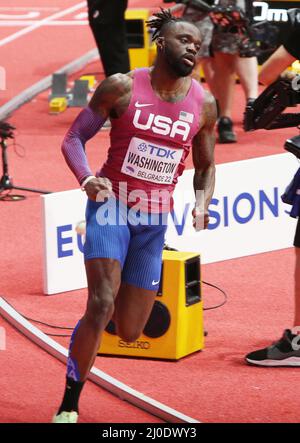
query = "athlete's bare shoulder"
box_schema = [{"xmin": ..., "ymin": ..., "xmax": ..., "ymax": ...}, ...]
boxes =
[{"xmin": 89, "ymin": 72, "xmax": 133, "ymax": 118}]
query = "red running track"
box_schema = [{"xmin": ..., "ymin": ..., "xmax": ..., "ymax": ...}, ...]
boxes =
[{"xmin": 0, "ymin": 0, "xmax": 162, "ymax": 105}]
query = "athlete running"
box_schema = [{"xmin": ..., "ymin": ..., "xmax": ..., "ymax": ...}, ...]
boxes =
[{"xmin": 53, "ymin": 9, "xmax": 216, "ymax": 423}]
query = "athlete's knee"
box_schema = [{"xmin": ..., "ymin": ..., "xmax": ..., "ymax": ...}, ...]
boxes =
[
  {"xmin": 117, "ymin": 325, "xmax": 142, "ymax": 343},
  {"xmin": 86, "ymin": 289, "xmax": 115, "ymax": 327}
]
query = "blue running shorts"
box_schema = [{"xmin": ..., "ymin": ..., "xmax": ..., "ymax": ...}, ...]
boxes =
[{"xmin": 83, "ymin": 198, "xmax": 168, "ymax": 291}]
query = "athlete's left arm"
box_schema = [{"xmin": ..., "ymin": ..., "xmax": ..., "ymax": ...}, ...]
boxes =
[{"xmin": 192, "ymin": 90, "xmax": 217, "ymax": 230}]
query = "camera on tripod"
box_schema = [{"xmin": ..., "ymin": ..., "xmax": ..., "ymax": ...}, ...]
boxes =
[
  {"xmin": 244, "ymin": 76, "xmax": 300, "ymax": 159},
  {"xmin": 0, "ymin": 121, "xmax": 50, "ymax": 199}
]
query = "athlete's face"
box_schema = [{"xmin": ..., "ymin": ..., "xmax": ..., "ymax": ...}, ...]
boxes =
[{"xmin": 159, "ymin": 22, "xmax": 202, "ymax": 77}]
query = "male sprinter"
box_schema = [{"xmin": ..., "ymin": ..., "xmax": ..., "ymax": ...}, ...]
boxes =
[{"xmin": 53, "ymin": 9, "xmax": 216, "ymax": 422}]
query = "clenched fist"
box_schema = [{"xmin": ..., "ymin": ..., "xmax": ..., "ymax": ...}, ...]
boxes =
[
  {"xmin": 192, "ymin": 206, "xmax": 210, "ymax": 231},
  {"xmin": 84, "ymin": 177, "xmax": 113, "ymax": 202}
]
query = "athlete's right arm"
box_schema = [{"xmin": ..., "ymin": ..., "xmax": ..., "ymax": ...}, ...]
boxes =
[{"xmin": 61, "ymin": 73, "xmax": 131, "ymax": 200}]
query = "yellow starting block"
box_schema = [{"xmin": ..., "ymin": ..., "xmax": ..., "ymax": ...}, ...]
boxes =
[
  {"xmin": 79, "ymin": 75, "xmax": 96, "ymax": 91},
  {"xmin": 99, "ymin": 250, "xmax": 204, "ymax": 360},
  {"xmin": 125, "ymin": 9, "xmax": 157, "ymax": 69},
  {"xmin": 49, "ymin": 97, "xmax": 67, "ymax": 114}
]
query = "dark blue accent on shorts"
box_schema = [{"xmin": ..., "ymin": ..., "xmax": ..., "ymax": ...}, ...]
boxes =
[{"xmin": 83, "ymin": 198, "xmax": 168, "ymax": 291}]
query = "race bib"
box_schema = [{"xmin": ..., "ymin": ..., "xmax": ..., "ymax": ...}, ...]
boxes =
[{"xmin": 121, "ymin": 137, "xmax": 184, "ymax": 185}]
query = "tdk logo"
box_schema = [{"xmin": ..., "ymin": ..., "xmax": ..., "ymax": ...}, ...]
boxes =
[
  {"xmin": 133, "ymin": 109, "xmax": 191, "ymax": 142},
  {"xmin": 148, "ymin": 144, "xmax": 176, "ymax": 159},
  {"xmin": 138, "ymin": 143, "xmax": 147, "ymax": 152}
]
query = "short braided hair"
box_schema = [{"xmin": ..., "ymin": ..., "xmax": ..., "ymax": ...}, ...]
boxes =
[{"xmin": 146, "ymin": 8, "xmax": 185, "ymax": 41}]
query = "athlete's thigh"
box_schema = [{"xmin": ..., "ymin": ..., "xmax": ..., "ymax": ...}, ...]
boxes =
[
  {"xmin": 85, "ymin": 258, "xmax": 122, "ymax": 299},
  {"xmin": 114, "ymin": 282, "xmax": 157, "ymax": 335},
  {"xmin": 84, "ymin": 198, "xmax": 130, "ymax": 263},
  {"xmin": 114, "ymin": 226, "xmax": 166, "ymax": 336},
  {"xmin": 84, "ymin": 198, "xmax": 130, "ymax": 299},
  {"xmin": 121, "ymin": 221, "xmax": 167, "ymax": 291}
]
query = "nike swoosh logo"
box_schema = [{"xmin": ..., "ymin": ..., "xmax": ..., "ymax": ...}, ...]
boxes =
[
  {"xmin": 152, "ymin": 280, "xmax": 160, "ymax": 286},
  {"xmin": 135, "ymin": 101, "xmax": 154, "ymax": 108}
]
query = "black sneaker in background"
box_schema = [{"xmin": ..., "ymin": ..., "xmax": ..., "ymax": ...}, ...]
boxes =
[
  {"xmin": 245, "ymin": 329, "xmax": 300, "ymax": 367},
  {"xmin": 217, "ymin": 117, "xmax": 237, "ymax": 144}
]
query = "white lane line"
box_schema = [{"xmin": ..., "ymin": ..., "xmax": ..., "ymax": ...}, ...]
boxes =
[
  {"xmin": 0, "ymin": 297, "xmax": 200, "ymax": 423},
  {"xmin": 0, "ymin": 12, "xmax": 40, "ymax": 19},
  {"xmin": 0, "ymin": 20, "xmax": 88, "ymax": 26},
  {"xmin": 0, "ymin": 2, "xmax": 86, "ymax": 48},
  {"xmin": 0, "ymin": 7, "xmax": 59, "ymax": 11}
]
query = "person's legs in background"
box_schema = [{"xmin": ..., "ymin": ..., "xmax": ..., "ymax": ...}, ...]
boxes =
[
  {"xmin": 235, "ymin": 55, "xmax": 258, "ymax": 104},
  {"xmin": 87, "ymin": 0, "xmax": 130, "ymax": 76},
  {"xmin": 191, "ymin": 16, "xmax": 217, "ymax": 97},
  {"xmin": 293, "ymin": 225, "xmax": 300, "ymax": 327},
  {"xmin": 245, "ymin": 219, "xmax": 300, "ymax": 367},
  {"xmin": 211, "ymin": 29, "xmax": 240, "ymax": 144},
  {"xmin": 211, "ymin": 26, "xmax": 259, "ymax": 144},
  {"xmin": 213, "ymin": 51, "xmax": 236, "ymax": 119},
  {"xmin": 201, "ymin": 57, "xmax": 218, "ymax": 99},
  {"xmin": 87, "ymin": 0, "xmax": 129, "ymax": 129},
  {"xmin": 213, "ymin": 51, "xmax": 237, "ymax": 143}
]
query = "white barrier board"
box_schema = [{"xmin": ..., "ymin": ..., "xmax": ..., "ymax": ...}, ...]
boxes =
[{"xmin": 42, "ymin": 154, "xmax": 299, "ymax": 294}]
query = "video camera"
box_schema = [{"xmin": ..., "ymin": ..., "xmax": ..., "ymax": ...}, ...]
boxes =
[
  {"xmin": 244, "ymin": 7, "xmax": 300, "ymax": 159},
  {"xmin": 244, "ymin": 77, "xmax": 300, "ymax": 159},
  {"xmin": 163, "ymin": 0, "xmax": 279, "ymax": 58}
]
